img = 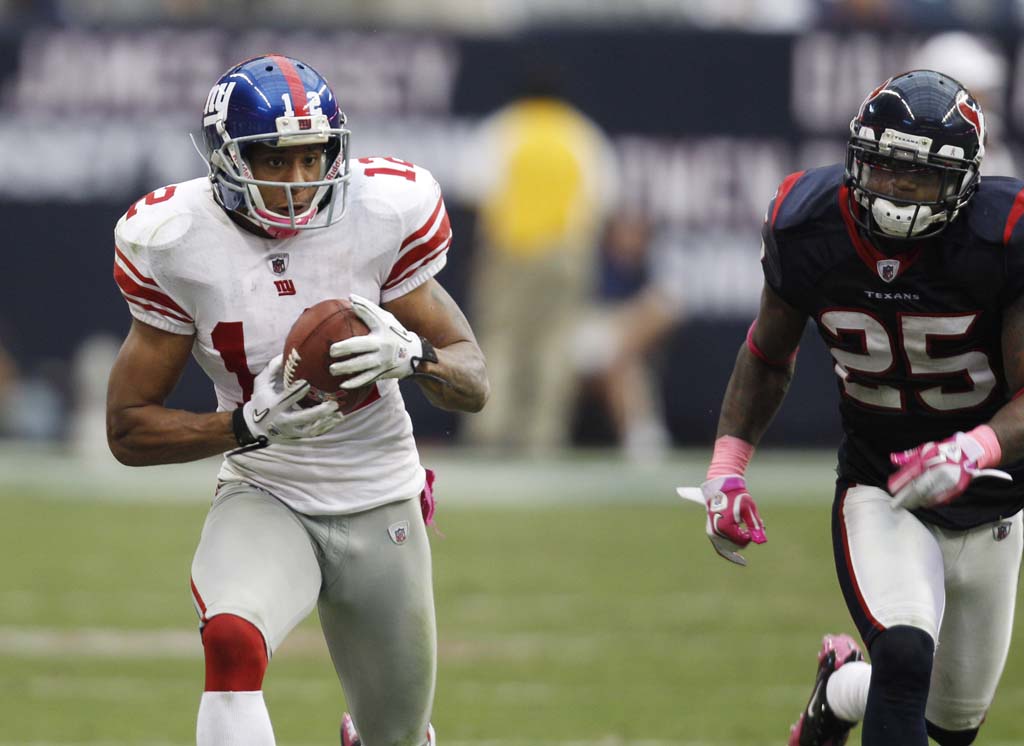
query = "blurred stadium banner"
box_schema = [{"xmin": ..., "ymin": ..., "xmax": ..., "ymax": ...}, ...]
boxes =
[{"xmin": 3, "ymin": 27, "xmax": 1022, "ymax": 444}]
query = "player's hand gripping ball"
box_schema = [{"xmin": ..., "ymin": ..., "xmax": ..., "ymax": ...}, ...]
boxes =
[{"xmin": 283, "ymin": 299, "xmax": 376, "ymax": 414}]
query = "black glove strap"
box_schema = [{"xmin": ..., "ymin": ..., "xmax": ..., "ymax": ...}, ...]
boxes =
[
  {"xmin": 232, "ymin": 407, "xmax": 258, "ymax": 446},
  {"xmin": 227, "ymin": 407, "xmax": 269, "ymax": 457},
  {"xmin": 412, "ymin": 336, "xmax": 439, "ymax": 371},
  {"xmin": 410, "ymin": 336, "xmax": 452, "ymax": 389}
]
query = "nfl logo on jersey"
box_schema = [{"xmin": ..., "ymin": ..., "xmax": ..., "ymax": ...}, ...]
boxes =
[
  {"xmin": 876, "ymin": 259, "xmax": 900, "ymax": 283},
  {"xmin": 993, "ymin": 522, "xmax": 1012, "ymax": 542},
  {"xmin": 269, "ymin": 254, "xmax": 289, "ymax": 275}
]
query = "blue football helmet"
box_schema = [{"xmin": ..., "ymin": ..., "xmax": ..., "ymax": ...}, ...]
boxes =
[
  {"xmin": 846, "ymin": 70, "xmax": 985, "ymax": 240},
  {"xmin": 201, "ymin": 55, "xmax": 351, "ymax": 238}
]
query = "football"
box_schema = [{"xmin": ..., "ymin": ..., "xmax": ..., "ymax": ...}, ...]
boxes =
[{"xmin": 282, "ymin": 298, "xmax": 375, "ymax": 414}]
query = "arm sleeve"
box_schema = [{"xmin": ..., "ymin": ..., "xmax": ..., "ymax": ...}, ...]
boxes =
[
  {"xmin": 380, "ymin": 174, "xmax": 452, "ymax": 303},
  {"xmin": 112, "ymin": 239, "xmax": 195, "ymax": 335}
]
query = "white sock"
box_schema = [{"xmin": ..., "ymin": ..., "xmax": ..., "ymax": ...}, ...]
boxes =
[
  {"xmin": 826, "ymin": 660, "xmax": 872, "ymax": 723},
  {"xmin": 197, "ymin": 690, "xmax": 276, "ymax": 746}
]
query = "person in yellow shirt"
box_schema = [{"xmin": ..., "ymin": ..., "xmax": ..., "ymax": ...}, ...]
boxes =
[{"xmin": 463, "ymin": 69, "xmax": 618, "ymax": 452}]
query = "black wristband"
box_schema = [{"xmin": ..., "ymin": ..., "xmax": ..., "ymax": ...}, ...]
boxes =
[
  {"xmin": 232, "ymin": 407, "xmax": 258, "ymax": 447},
  {"xmin": 413, "ymin": 336, "xmax": 439, "ymax": 370}
]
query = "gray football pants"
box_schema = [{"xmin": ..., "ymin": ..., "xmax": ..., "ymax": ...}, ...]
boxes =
[{"xmin": 190, "ymin": 482, "xmax": 436, "ymax": 746}]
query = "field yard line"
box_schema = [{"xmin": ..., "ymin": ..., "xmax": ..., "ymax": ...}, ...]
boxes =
[
  {"xmin": 0, "ymin": 626, "xmax": 200, "ymax": 657},
  {"xmin": 0, "ymin": 626, "xmax": 607, "ymax": 662},
  {"xmin": 0, "ymin": 444, "xmax": 840, "ymax": 506}
]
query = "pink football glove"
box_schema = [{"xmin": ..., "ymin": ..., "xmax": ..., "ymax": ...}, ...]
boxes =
[
  {"xmin": 677, "ymin": 475, "xmax": 767, "ymax": 566},
  {"xmin": 888, "ymin": 431, "xmax": 1011, "ymax": 511}
]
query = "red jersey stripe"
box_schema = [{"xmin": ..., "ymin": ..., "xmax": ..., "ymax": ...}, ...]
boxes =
[
  {"xmin": 384, "ymin": 237, "xmax": 451, "ymax": 290},
  {"xmin": 770, "ymin": 170, "xmax": 805, "ymax": 228},
  {"xmin": 115, "ymin": 263, "xmax": 193, "ymax": 321},
  {"xmin": 269, "ymin": 54, "xmax": 308, "ymax": 116},
  {"xmin": 387, "ymin": 212, "xmax": 451, "ymax": 284},
  {"xmin": 397, "ymin": 206, "xmax": 449, "ymax": 260},
  {"xmin": 115, "ymin": 245, "xmax": 159, "ymax": 288},
  {"xmin": 124, "ymin": 296, "xmax": 193, "ymax": 325},
  {"xmin": 400, "ymin": 196, "xmax": 444, "ymax": 250},
  {"xmin": 1003, "ymin": 186, "xmax": 1024, "ymax": 245}
]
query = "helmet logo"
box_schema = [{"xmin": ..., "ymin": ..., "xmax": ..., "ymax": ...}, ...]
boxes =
[
  {"xmin": 876, "ymin": 259, "xmax": 900, "ymax": 283},
  {"xmin": 203, "ymin": 82, "xmax": 236, "ymax": 127},
  {"xmin": 955, "ymin": 90, "xmax": 985, "ymax": 142}
]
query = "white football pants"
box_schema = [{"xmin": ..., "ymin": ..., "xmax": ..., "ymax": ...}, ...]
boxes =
[
  {"xmin": 191, "ymin": 482, "xmax": 436, "ymax": 745},
  {"xmin": 834, "ymin": 483, "xmax": 1022, "ymax": 730}
]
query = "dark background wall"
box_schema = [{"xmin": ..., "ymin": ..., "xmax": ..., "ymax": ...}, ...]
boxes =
[{"xmin": 4, "ymin": 26, "xmax": 1022, "ymax": 445}]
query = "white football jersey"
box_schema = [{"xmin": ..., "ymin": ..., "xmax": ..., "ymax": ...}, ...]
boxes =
[{"xmin": 113, "ymin": 157, "xmax": 452, "ymax": 515}]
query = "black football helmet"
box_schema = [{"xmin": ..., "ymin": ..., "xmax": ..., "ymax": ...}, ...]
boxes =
[{"xmin": 846, "ymin": 70, "xmax": 985, "ymax": 240}]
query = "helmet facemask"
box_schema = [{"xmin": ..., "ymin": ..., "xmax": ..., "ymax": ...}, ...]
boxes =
[
  {"xmin": 845, "ymin": 80, "xmax": 985, "ymax": 242},
  {"xmin": 207, "ymin": 113, "xmax": 351, "ymax": 239}
]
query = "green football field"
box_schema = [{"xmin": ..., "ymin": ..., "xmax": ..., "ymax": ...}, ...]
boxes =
[{"xmin": 1, "ymin": 447, "xmax": 1022, "ymax": 745}]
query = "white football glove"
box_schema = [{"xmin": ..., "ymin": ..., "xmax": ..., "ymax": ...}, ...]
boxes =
[
  {"xmin": 329, "ymin": 294, "xmax": 424, "ymax": 389},
  {"xmin": 241, "ymin": 354, "xmax": 344, "ymax": 444}
]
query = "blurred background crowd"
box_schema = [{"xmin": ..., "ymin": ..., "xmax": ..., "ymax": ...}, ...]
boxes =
[{"xmin": 1, "ymin": 0, "xmax": 1023, "ymax": 461}]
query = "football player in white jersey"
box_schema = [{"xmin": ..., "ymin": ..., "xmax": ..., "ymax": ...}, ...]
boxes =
[{"xmin": 106, "ymin": 54, "xmax": 489, "ymax": 746}]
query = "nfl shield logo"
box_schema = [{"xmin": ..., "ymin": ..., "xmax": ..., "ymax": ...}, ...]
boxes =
[
  {"xmin": 993, "ymin": 522, "xmax": 1012, "ymax": 542},
  {"xmin": 388, "ymin": 520, "xmax": 410, "ymax": 545},
  {"xmin": 876, "ymin": 259, "xmax": 900, "ymax": 283},
  {"xmin": 269, "ymin": 253, "xmax": 289, "ymax": 275}
]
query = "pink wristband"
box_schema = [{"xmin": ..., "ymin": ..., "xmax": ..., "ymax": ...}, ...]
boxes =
[
  {"xmin": 707, "ymin": 435, "xmax": 756, "ymax": 479},
  {"xmin": 746, "ymin": 321, "xmax": 798, "ymax": 369},
  {"xmin": 967, "ymin": 425, "xmax": 1002, "ymax": 469}
]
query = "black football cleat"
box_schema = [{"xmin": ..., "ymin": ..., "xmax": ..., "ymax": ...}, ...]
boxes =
[{"xmin": 788, "ymin": 634, "xmax": 863, "ymax": 746}]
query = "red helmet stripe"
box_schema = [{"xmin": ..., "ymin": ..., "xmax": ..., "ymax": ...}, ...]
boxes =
[{"xmin": 270, "ymin": 54, "xmax": 309, "ymax": 116}]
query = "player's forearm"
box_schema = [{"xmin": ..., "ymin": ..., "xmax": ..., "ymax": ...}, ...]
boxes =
[
  {"xmin": 984, "ymin": 399, "xmax": 1024, "ymax": 465},
  {"xmin": 414, "ymin": 340, "xmax": 489, "ymax": 413},
  {"xmin": 716, "ymin": 344, "xmax": 794, "ymax": 445},
  {"xmin": 107, "ymin": 405, "xmax": 236, "ymax": 466}
]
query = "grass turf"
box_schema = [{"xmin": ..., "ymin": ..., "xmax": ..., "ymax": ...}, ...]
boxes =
[{"xmin": 2, "ymin": 488, "xmax": 1022, "ymax": 744}]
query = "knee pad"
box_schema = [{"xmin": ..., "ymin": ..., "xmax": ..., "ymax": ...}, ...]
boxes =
[
  {"xmin": 869, "ymin": 624, "xmax": 935, "ymax": 691},
  {"xmin": 201, "ymin": 613, "xmax": 268, "ymax": 691},
  {"xmin": 927, "ymin": 720, "xmax": 979, "ymax": 746}
]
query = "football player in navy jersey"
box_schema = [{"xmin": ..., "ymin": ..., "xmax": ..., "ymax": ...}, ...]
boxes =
[{"xmin": 677, "ymin": 70, "xmax": 1024, "ymax": 746}]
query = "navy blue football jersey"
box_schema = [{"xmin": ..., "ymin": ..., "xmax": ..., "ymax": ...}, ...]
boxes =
[{"xmin": 761, "ymin": 164, "xmax": 1024, "ymax": 529}]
